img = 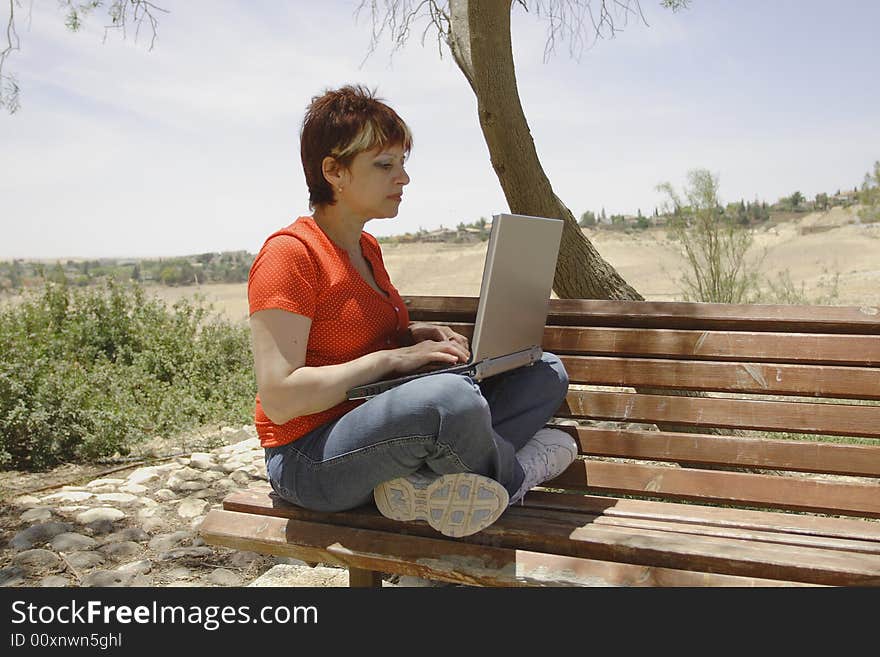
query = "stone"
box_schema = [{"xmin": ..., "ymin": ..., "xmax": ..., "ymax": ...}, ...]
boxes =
[
  {"xmin": 75, "ymin": 507, "xmax": 126, "ymax": 524},
  {"xmin": 9, "ymin": 521, "xmax": 74, "ymax": 551},
  {"xmin": 127, "ymin": 467, "xmax": 161, "ymax": 486},
  {"xmin": 148, "ymin": 531, "xmax": 193, "ymax": 552},
  {"xmin": 118, "ymin": 483, "xmax": 148, "ymax": 495},
  {"xmin": 115, "ymin": 560, "xmax": 152, "ymax": 575},
  {"xmin": 166, "ymin": 566, "xmax": 192, "ymax": 580},
  {"xmin": 177, "ymin": 498, "xmax": 207, "ymax": 518},
  {"xmin": 99, "ymin": 542, "xmax": 144, "ymax": 560},
  {"xmin": 248, "ymin": 564, "xmax": 349, "ymax": 587},
  {"xmin": 64, "ymin": 551, "xmax": 106, "ymax": 570},
  {"xmin": 208, "ymin": 568, "xmax": 242, "ymax": 586},
  {"xmin": 86, "ymin": 478, "xmax": 126, "ymax": 489},
  {"xmin": 40, "ymin": 575, "xmax": 73, "ymax": 587},
  {"xmin": 229, "ymin": 470, "xmax": 252, "ymax": 485},
  {"xmin": 228, "ymin": 551, "xmax": 264, "ymax": 568},
  {"xmin": 20, "ymin": 508, "xmax": 53, "ymax": 523},
  {"xmin": 189, "ymin": 453, "xmax": 216, "ymax": 470},
  {"xmin": 141, "ymin": 517, "xmax": 164, "ymax": 533},
  {"xmin": 153, "ymin": 489, "xmax": 177, "ymax": 501},
  {"xmin": 174, "ymin": 480, "xmax": 208, "ymax": 492},
  {"xmin": 12, "ymin": 495, "xmax": 42, "ymax": 508},
  {"xmin": 95, "ymin": 492, "xmax": 138, "ymax": 505},
  {"xmin": 43, "ymin": 491, "xmax": 94, "ymax": 503},
  {"xmin": 13, "ymin": 549, "xmax": 62, "ymax": 570},
  {"xmin": 81, "ymin": 570, "xmax": 134, "ymax": 587},
  {"xmin": 103, "ymin": 527, "xmax": 150, "ymax": 544},
  {"xmin": 0, "ymin": 566, "xmax": 27, "ymax": 587},
  {"xmin": 85, "ymin": 519, "xmax": 119, "ymax": 536},
  {"xmin": 49, "ymin": 533, "xmax": 98, "ymax": 552},
  {"xmin": 157, "ymin": 547, "xmax": 214, "ymax": 561}
]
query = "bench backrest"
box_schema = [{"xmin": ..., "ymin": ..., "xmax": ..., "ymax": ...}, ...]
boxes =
[{"xmin": 405, "ymin": 296, "xmax": 880, "ymax": 520}]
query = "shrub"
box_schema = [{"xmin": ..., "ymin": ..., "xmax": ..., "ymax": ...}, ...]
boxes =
[{"xmin": 0, "ymin": 280, "xmax": 255, "ymax": 470}]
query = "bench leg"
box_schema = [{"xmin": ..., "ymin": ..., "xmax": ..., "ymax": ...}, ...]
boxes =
[{"xmin": 348, "ymin": 567, "xmax": 383, "ymax": 588}]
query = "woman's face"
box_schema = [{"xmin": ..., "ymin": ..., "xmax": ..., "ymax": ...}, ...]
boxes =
[{"xmin": 336, "ymin": 143, "xmax": 410, "ymax": 220}]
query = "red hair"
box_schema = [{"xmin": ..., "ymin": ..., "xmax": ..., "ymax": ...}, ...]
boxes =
[{"xmin": 300, "ymin": 84, "xmax": 413, "ymax": 209}]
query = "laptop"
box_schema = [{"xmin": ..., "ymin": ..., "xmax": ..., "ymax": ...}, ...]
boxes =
[{"xmin": 346, "ymin": 212, "xmax": 564, "ymax": 400}]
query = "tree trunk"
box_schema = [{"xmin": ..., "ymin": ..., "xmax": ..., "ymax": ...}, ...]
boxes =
[{"xmin": 447, "ymin": 0, "xmax": 642, "ymax": 301}]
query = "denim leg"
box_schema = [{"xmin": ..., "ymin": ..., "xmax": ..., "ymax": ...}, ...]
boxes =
[
  {"xmin": 264, "ymin": 372, "xmax": 524, "ymax": 513},
  {"xmin": 479, "ymin": 352, "xmax": 570, "ymax": 451}
]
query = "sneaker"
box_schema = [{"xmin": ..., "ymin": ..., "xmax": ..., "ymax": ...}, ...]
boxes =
[
  {"xmin": 374, "ymin": 470, "xmax": 509, "ymax": 538},
  {"xmin": 509, "ymin": 428, "xmax": 579, "ymax": 505}
]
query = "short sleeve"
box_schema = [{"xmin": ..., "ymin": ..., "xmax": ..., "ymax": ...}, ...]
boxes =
[{"xmin": 248, "ymin": 234, "xmax": 318, "ymax": 318}]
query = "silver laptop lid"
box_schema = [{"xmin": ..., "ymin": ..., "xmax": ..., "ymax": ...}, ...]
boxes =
[{"xmin": 470, "ymin": 213, "xmax": 564, "ymax": 361}]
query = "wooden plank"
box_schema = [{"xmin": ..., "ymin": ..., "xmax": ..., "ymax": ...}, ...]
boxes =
[
  {"xmin": 225, "ymin": 486, "xmax": 880, "ymax": 544},
  {"xmin": 559, "ymin": 356, "xmax": 880, "ymax": 399},
  {"xmin": 199, "ymin": 509, "xmax": 809, "ymax": 586},
  {"xmin": 558, "ymin": 390, "xmax": 880, "ymax": 438},
  {"xmin": 569, "ymin": 426, "xmax": 880, "ymax": 477},
  {"xmin": 549, "ymin": 460, "xmax": 880, "ymax": 517},
  {"xmin": 403, "ymin": 296, "xmax": 880, "ymax": 334},
  {"xmin": 441, "ymin": 323, "xmax": 880, "ymax": 366},
  {"xmin": 522, "ymin": 491, "xmax": 880, "ymax": 543}
]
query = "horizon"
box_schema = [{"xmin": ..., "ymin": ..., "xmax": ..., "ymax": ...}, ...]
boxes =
[{"xmin": 3, "ymin": 0, "xmax": 879, "ymax": 259}]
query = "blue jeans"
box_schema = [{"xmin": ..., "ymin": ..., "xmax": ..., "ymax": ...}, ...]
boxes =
[{"xmin": 264, "ymin": 352, "xmax": 569, "ymax": 513}]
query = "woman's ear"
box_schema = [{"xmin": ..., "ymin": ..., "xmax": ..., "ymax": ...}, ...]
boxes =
[{"xmin": 321, "ymin": 156, "xmax": 346, "ymax": 191}]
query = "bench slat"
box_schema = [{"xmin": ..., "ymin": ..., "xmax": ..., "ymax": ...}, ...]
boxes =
[
  {"xmin": 559, "ymin": 390, "xmax": 880, "ymax": 438},
  {"xmin": 200, "ymin": 509, "xmax": 809, "ymax": 586},
  {"xmin": 570, "ymin": 426, "xmax": 880, "ymax": 477},
  {"xmin": 550, "ymin": 460, "xmax": 880, "ymax": 517},
  {"xmin": 442, "ymin": 323, "xmax": 880, "ymax": 366},
  {"xmin": 522, "ymin": 491, "xmax": 880, "ymax": 542},
  {"xmin": 404, "ymin": 296, "xmax": 880, "ymax": 334},
  {"xmin": 215, "ymin": 489, "xmax": 880, "ymax": 584},
  {"xmin": 560, "ymin": 356, "xmax": 880, "ymax": 399}
]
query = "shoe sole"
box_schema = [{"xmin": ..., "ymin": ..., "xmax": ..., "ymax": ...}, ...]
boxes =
[{"xmin": 374, "ymin": 472, "xmax": 509, "ymax": 538}]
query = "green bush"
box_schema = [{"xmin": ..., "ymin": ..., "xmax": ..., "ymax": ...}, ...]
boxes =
[{"xmin": 0, "ymin": 280, "xmax": 256, "ymax": 470}]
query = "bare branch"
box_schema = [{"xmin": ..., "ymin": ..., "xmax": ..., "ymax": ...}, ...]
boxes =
[
  {"xmin": 355, "ymin": 0, "xmax": 451, "ymax": 69},
  {"xmin": 1, "ymin": 0, "xmax": 168, "ymax": 115}
]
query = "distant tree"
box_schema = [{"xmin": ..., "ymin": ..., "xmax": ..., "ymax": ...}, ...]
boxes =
[
  {"xmin": 131, "ymin": 263, "xmax": 141, "ymax": 282},
  {"xmin": 657, "ymin": 168, "xmax": 762, "ymax": 303},
  {"xmin": 579, "ymin": 211, "xmax": 596, "ymax": 227},
  {"xmin": 788, "ymin": 191, "xmax": 805, "ymax": 210},
  {"xmin": 859, "ymin": 160, "xmax": 880, "ymax": 224},
  {"xmin": 815, "ymin": 192, "xmax": 829, "ymax": 211}
]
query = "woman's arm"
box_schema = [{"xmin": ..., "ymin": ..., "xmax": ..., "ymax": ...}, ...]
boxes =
[{"xmin": 251, "ymin": 309, "xmax": 469, "ymax": 425}]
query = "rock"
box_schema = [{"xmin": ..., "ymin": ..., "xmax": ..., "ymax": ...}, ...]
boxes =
[
  {"xmin": 189, "ymin": 453, "xmax": 216, "ymax": 470},
  {"xmin": 127, "ymin": 467, "xmax": 161, "ymax": 486},
  {"xmin": 13, "ymin": 549, "xmax": 62, "ymax": 570},
  {"xmin": 228, "ymin": 551, "xmax": 265, "ymax": 568},
  {"xmin": 208, "ymin": 568, "xmax": 242, "ymax": 586},
  {"xmin": 81, "ymin": 570, "xmax": 134, "ymax": 587},
  {"xmin": 229, "ymin": 470, "xmax": 252, "ymax": 486},
  {"xmin": 12, "ymin": 495, "xmax": 42, "ymax": 508},
  {"xmin": 43, "ymin": 491, "xmax": 94, "ymax": 503},
  {"xmin": 64, "ymin": 551, "xmax": 106, "ymax": 570},
  {"xmin": 20, "ymin": 508, "xmax": 53, "ymax": 523},
  {"xmin": 95, "ymin": 492, "xmax": 138, "ymax": 505},
  {"xmin": 85, "ymin": 519, "xmax": 120, "ymax": 536},
  {"xmin": 49, "ymin": 533, "xmax": 98, "ymax": 552},
  {"xmin": 116, "ymin": 560, "xmax": 152, "ymax": 575},
  {"xmin": 248, "ymin": 564, "xmax": 349, "ymax": 587},
  {"xmin": 0, "ymin": 565, "xmax": 28, "ymax": 587},
  {"xmin": 86, "ymin": 478, "xmax": 126, "ymax": 489},
  {"xmin": 103, "ymin": 528, "xmax": 150, "ymax": 544},
  {"xmin": 118, "ymin": 483, "xmax": 148, "ymax": 495},
  {"xmin": 99, "ymin": 542, "xmax": 143, "ymax": 560},
  {"xmin": 166, "ymin": 566, "xmax": 192, "ymax": 580},
  {"xmin": 75, "ymin": 507, "xmax": 126, "ymax": 524},
  {"xmin": 173, "ymin": 480, "xmax": 208, "ymax": 492},
  {"xmin": 40, "ymin": 575, "xmax": 73, "ymax": 587},
  {"xmin": 9, "ymin": 521, "xmax": 74, "ymax": 551},
  {"xmin": 148, "ymin": 531, "xmax": 193, "ymax": 552},
  {"xmin": 177, "ymin": 498, "xmax": 207, "ymax": 518},
  {"xmin": 153, "ymin": 489, "xmax": 177, "ymax": 501},
  {"xmin": 141, "ymin": 517, "xmax": 165, "ymax": 533},
  {"xmin": 157, "ymin": 547, "xmax": 214, "ymax": 561}
]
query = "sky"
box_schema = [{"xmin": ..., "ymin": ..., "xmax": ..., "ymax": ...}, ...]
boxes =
[{"xmin": 2, "ymin": 0, "xmax": 878, "ymax": 259}]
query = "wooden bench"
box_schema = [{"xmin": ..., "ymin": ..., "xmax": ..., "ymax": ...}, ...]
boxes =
[{"xmin": 201, "ymin": 295, "xmax": 880, "ymax": 586}]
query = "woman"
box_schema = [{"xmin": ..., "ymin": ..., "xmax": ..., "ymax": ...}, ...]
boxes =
[{"xmin": 249, "ymin": 84, "xmax": 577, "ymax": 538}]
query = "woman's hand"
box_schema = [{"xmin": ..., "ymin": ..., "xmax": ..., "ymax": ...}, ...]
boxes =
[
  {"xmin": 408, "ymin": 322, "xmax": 470, "ymax": 358},
  {"xmin": 389, "ymin": 333, "xmax": 470, "ymax": 375}
]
